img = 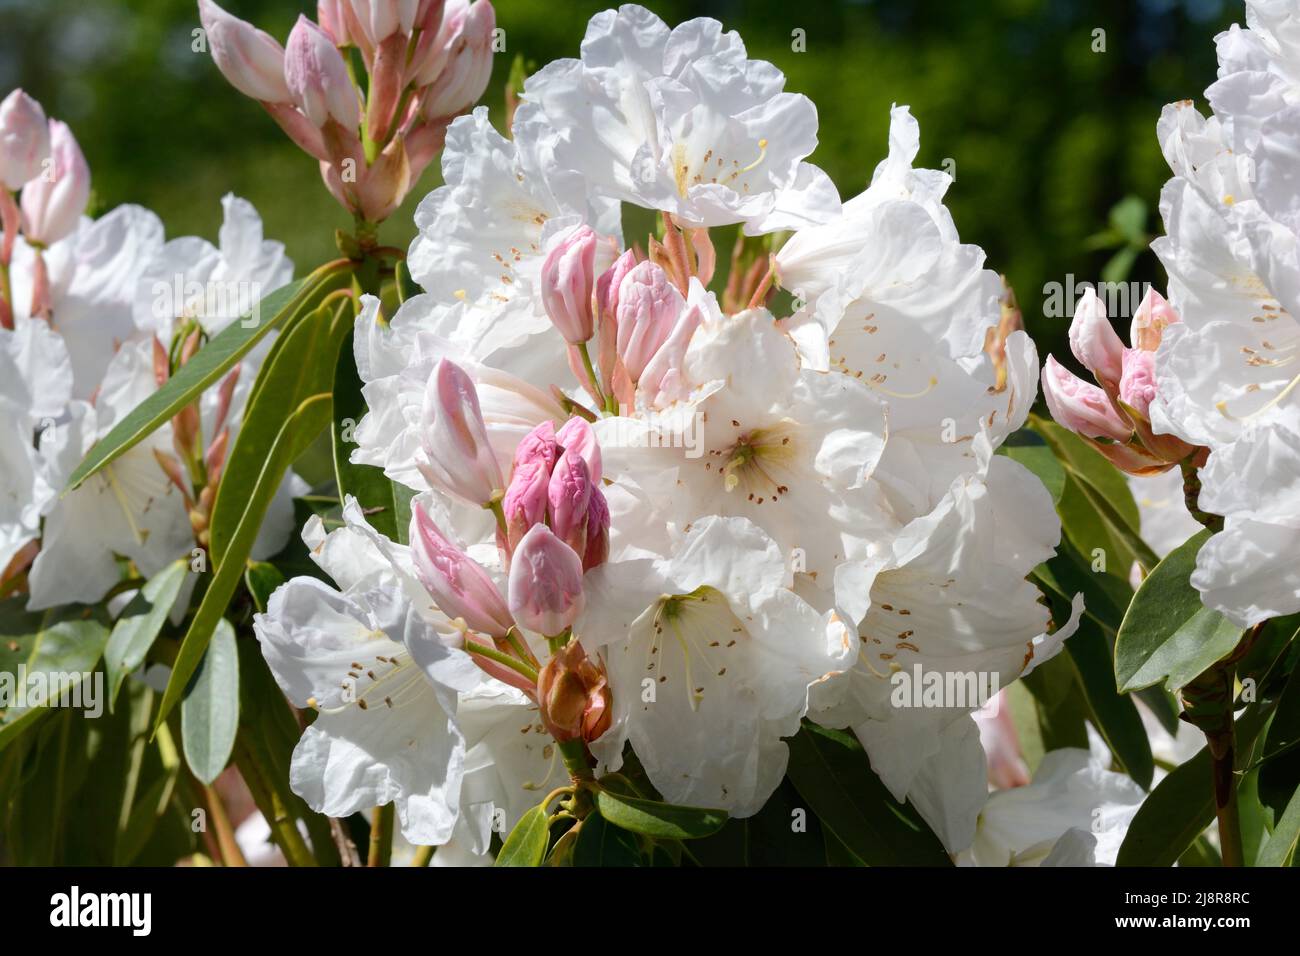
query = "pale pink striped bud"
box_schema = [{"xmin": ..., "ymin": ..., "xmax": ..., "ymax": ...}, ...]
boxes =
[
  {"xmin": 1041, "ymin": 355, "xmax": 1131, "ymax": 442},
  {"xmin": 0, "ymin": 90, "xmax": 50, "ymax": 191},
  {"xmin": 418, "ymin": 358, "xmax": 505, "ymax": 506},
  {"xmin": 407, "ymin": 0, "xmax": 452, "ymax": 85},
  {"xmin": 596, "ymin": 249, "xmax": 637, "ymax": 389},
  {"xmin": 1067, "ymin": 287, "xmax": 1125, "ymax": 388},
  {"xmin": 19, "ymin": 120, "xmax": 89, "ymax": 246},
  {"xmin": 199, "ymin": 0, "xmax": 292, "ymax": 104},
  {"xmin": 1130, "ymin": 288, "xmax": 1179, "ymax": 351},
  {"xmin": 616, "ymin": 260, "xmax": 685, "ymax": 382},
  {"xmin": 540, "ymin": 224, "xmax": 598, "ymax": 345},
  {"xmin": 639, "ymin": 295, "xmax": 702, "ymax": 407},
  {"xmin": 417, "ymin": 0, "xmax": 494, "ymax": 120},
  {"xmin": 317, "ymin": 0, "xmax": 354, "ymax": 46},
  {"xmin": 547, "ymin": 450, "xmax": 593, "ymax": 555},
  {"xmin": 502, "ymin": 458, "xmax": 549, "ymax": 552},
  {"xmin": 411, "ymin": 501, "xmax": 514, "ymax": 638},
  {"xmin": 1118, "ymin": 348, "xmax": 1158, "ymax": 421},
  {"xmin": 508, "ymin": 524, "xmax": 585, "ymax": 637},
  {"xmin": 345, "ymin": 0, "xmax": 420, "ymax": 45},
  {"xmin": 556, "ymin": 417, "xmax": 601, "ymax": 484},
  {"xmin": 285, "ymin": 15, "xmax": 362, "ymax": 130}
]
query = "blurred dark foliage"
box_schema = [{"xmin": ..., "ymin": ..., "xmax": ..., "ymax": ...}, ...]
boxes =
[{"xmin": 0, "ymin": 0, "xmax": 1238, "ymax": 362}]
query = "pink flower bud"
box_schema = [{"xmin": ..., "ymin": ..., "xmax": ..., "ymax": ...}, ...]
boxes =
[
  {"xmin": 410, "ymin": 501, "xmax": 514, "ymax": 638},
  {"xmin": 616, "ymin": 260, "xmax": 685, "ymax": 382},
  {"xmin": 0, "ymin": 90, "xmax": 50, "ymax": 191},
  {"xmin": 512, "ymin": 419, "xmax": 560, "ymax": 474},
  {"xmin": 596, "ymin": 248, "xmax": 637, "ymax": 390},
  {"xmin": 502, "ymin": 458, "xmax": 549, "ymax": 551},
  {"xmin": 345, "ymin": 0, "xmax": 420, "ymax": 46},
  {"xmin": 285, "ymin": 15, "xmax": 362, "ymax": 130},
  {"xmin": 1067, "ymin": 287, "xmax": 1125, "ymax": 387},
  {"xmin": 317, "ymin": 0, "xmax": 354, "ymax": 46},
  {"xmin": 1130, "ymin": 288, "xmax": 1180, "ymax": 351},
  {"xmin": 418, "ymin": 358, "xmax": 505, "ymax": 506},
  {"xmin": 1041, "ymin": 355, "xmax": 1131, "ymax": 442},
  {"xmin": 1118, "ymin": 348, "xmax": 1158, "ymax": 421},
  {"xmin": 199, "ymin": 0, "xmax": 292, "ymax": 104},
  {"xmin": 540, "ymin": 224, "xmax": 598, "ymax": 345},
  {"xmin": 547, "ymin": 450, "xmax": 593, "ymax": 555},
  {"xmin": 537, "ymin": 639, "xmax": 611, "ymax": 743},
  {"xmin": 975, "ymin": 691, "xmax": 1030, "ymax": 790},
  {"xmin": 582, "ymin": 485, "xmax": 610, "ymax": 572},
  {"xmin": 639, "ymin": 296, "xmax": 702, "ymax": 407},
  {"xmin": 508, "ymin": 524, "xmax": 585, "ymax": 637},
  {"xmin": 417, "ymin": 0, "xmax": 495, "ymax": 121},
  {"xmin": 19, "ymin": 120, "xmax": 89, "ymax": 246},
  {"xmin": 355, "ymin": 136, "xmax": 411, "ymax": 222},
  {"xmin": 409, "ymin": 0, "xmax": 461, "ymax": 86},
  {"xmin": 556, "ymin": 417, "xmax": 602, "ymax": 483}
]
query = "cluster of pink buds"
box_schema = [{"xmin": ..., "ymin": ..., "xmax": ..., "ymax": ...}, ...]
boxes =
[
  {"xmin": 0, "ymin": 89, "xmax": 91, "ymax": 326},
  {"xmin": 1042, "ymin": 287, "xmax": 1196, "ymax": 475},
  {"xmin": 410, "ymin": 356, "xmax": 613, "ymax": 748},
  {"xmin": 540, "ymin": 224, "xmax": 704, "ymax": 414},
  {"xmin": 150, "ymin": 331, "xmax": 241, "ymax": 549},
  {"xmin": 198, "ymin": 0, "xmax": 495, "ymax": 230}
]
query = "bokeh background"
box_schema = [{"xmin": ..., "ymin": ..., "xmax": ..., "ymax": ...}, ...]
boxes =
[{"xmin": 0, "ymin": 0, "xmax": 1240, "ymax": 360}]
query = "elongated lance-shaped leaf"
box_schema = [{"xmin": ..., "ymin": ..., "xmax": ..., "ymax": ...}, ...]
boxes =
[
  {"xmin": 103, "ymin": 559, "xmax": 189, "ymax": 709},
  {"xmin": 181, "ymin": 619, "xmax": 239, "ymax": 785},
  {"xmin": 208, "ymin": 296, "xmax": 353, "ymax": 564},
  {"xmin": 64, "ymin": 261, "xmax": 352, "ymax": 493},
  {"xmin": 154, "ymin": 393, "xmax": 333, "ymax": 734}
]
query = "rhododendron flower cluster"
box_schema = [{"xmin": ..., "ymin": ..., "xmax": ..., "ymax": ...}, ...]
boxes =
[{"xmin": 253, "ymin": 4, "xmax": 1081, "ymax": 859}]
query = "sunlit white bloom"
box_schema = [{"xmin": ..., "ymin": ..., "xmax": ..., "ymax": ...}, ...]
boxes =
[
  {"xmin": 814, "ymin": 435, "xmax": 1082, "ymax": 852},
  {"xmin": 582, "ymin": 515, "xmax": 856, "ymax": 816},
  {"xmin": 521, "ymin": 4, "xmax": 839, "ymax": 234},
  {"xmin": 777, "ymin": 106, "xmax": 994, "ymax": 359},
  {"xmin": 1148, "ymin": 6, "xmax": 1300, "ymax": 625},
  {"xmin": 254, "ymin": 499, "xmax": 482, "ymax": 845},
  {"xmin": 958, "ymin": 743, "xmax": 1146, "ymax": 867}
]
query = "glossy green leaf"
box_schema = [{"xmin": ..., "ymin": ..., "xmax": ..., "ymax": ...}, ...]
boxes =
[
  {"xmin": 572, "ymin": 809, "xmax": 644, "ymax": 866},
  {"xmin": 495, "ymin": 805, "xmax": 551, "ymax": 867},
  {"xmin": 1260, "ymin": 661, "xmax": 1300, "ymax": 815},
  {"xmin": 65, "ymin": 275, "xmax": 324, "ymax": 492},
  {"xmin": 594, "ymin": 788, "xmax": 728, "ymax": 840},
  {"xmin": 785, "ymin": 722, "xmax": 951, "ymax": 865},
  {"xmin": 0, "ymin": 600, "xmax": 111, "ymax": 752},
  {"xmin": 1115, "ymin": 529, "xmax": 1245, "ymax": 693},
  {"xmin": 331, "ymin": 331, "xmax": 404, "ymax": 541},
  {"xmin": 181, "ymin": 619, "xmax": 239, "ymax": 785},
  {"xmin": 209, "ymin": 299, "xmax": 352, "ymax": 564},
  {"xmin": 155, "ymin": 393, "xmax": 333, "ymax": 733},
  {"xmin": 999, "ymin": 428, "xmax": 1065, "ymax": 504},
  {"xmin": 1257, "ymin": 784, "xmax": 1300, "ymax": 867},
  {"xmin": 103, "ymin": 560, "xmax": 188, "ymax": 709}
]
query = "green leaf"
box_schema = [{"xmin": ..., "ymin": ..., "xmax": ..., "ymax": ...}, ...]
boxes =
[
  {"xmin": 0, "ymin": 601, "xmax": 111, "ymax": 752},
  {"xmin": 999, "ymin": 428, "xmax": 1065, "ymax": 504},
  {"xmin": 1115, "ymin": 529, "xmax": 1245, "ymax": 693},
  {"xmin": 395, "ymin": 260, "xmax": 420, "ymax": 304},
  {"xmin": 154, "ymin": 393, "xmax": 333, "ymax": 733},
  {"xmin": 209, "ymin": 299, "xmax": 353, "ymax": 564},
  {"xmin": 331, "ymin": 331, "xmax": 404, "ymax": 541},
  {"xmin": 572, "ymin": 809, "xmax": 644, "ymax": 866},
  {"xmin": 784, "ymin": 722, "xmax": 952, "ymax": 865},
  {"xmin": 689, "ymin": 777, "xmax": 826, "ymax": 866},
  {"xmin": 1117, "ymin": 705, "xmax": 1273, "ymax": 865},
  {"xmin": 594, "ymin": 788, "xmax": 728, "ymax": 840},
  {"xmin": 1260, "ymin": 662, "xmax": 1300, "ymax": 815},
  {"xmin": 495, "ymin": 805, "xmax": 551, "ymax": 867},
  {"xmin": 1257, "ymin": 784, "xmax": 1300, "ymax": 867},
  {"xmin": 181, "ymin": 619, "xmax": 239, "ymax": 785},
  {"xmin": 243, "ymin": 561, "xmax": 285, "ymax": 615},
  {"xmin": 65, "ymin": 275, "xmax": 322, "ymax": 493},
  {"xmin": 103, "ymin": 560, "xmax": 188, "ymax": 709}
]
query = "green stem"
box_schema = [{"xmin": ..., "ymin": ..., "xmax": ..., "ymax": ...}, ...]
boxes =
[
  {"xmin": 233, "ymin": 741, "xmax": 317, "ymax": 867},
  {"xmin": 410, "ymin": 844, "xmax": 435, "ymax": 867},
  {"xmin": 368, "ymin": 804, "xmax": 395, "ymax": 867},
  {"xmin": 577, "ymin": 341, "xmax": 608, "ymax": 411},
  {"xmin": 464, "ymin": 639, "xmax": 539, "ymax": 684},
  {"xmin": 558, "ymin": 739, "xmax": 595, "ymax": 784}
]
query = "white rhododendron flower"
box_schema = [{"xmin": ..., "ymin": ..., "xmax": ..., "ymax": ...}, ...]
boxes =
[
  {"xmin": 1146, "ymin": 0, "xmax": 1300, "ymax": 625},
  {"xmin": 520, "ymin": 4, "xmax": 840, "ymax": 233},
  {"xmin": 958, "ymin": 740, "xmax": 1147, "ymax": 867}
]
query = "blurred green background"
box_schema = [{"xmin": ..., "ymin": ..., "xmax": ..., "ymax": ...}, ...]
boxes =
[{"xmin": 0, "ymin": 0, "xmax": 1238, "ymax": 359}]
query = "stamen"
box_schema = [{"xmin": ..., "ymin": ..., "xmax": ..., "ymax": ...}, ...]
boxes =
[{"xmin": 1215, "ymin": 370, "xmax": 1300, "ymax": 421}]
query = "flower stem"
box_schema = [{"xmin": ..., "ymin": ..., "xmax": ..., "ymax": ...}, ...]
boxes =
[
  {"xmin": 464, "ymin": 639, "xmax": 539, "ymax": 684},
  {"xmin": 367, "ymin": 804, "xmax": 395, "ymax": 867},
  {"xmin": 577, "ymin": 340, "xmax": 608, "ymax": 411},
  {"xmin": 410, "ymin": 844, "xmax": 434, "ymax": 867}
]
